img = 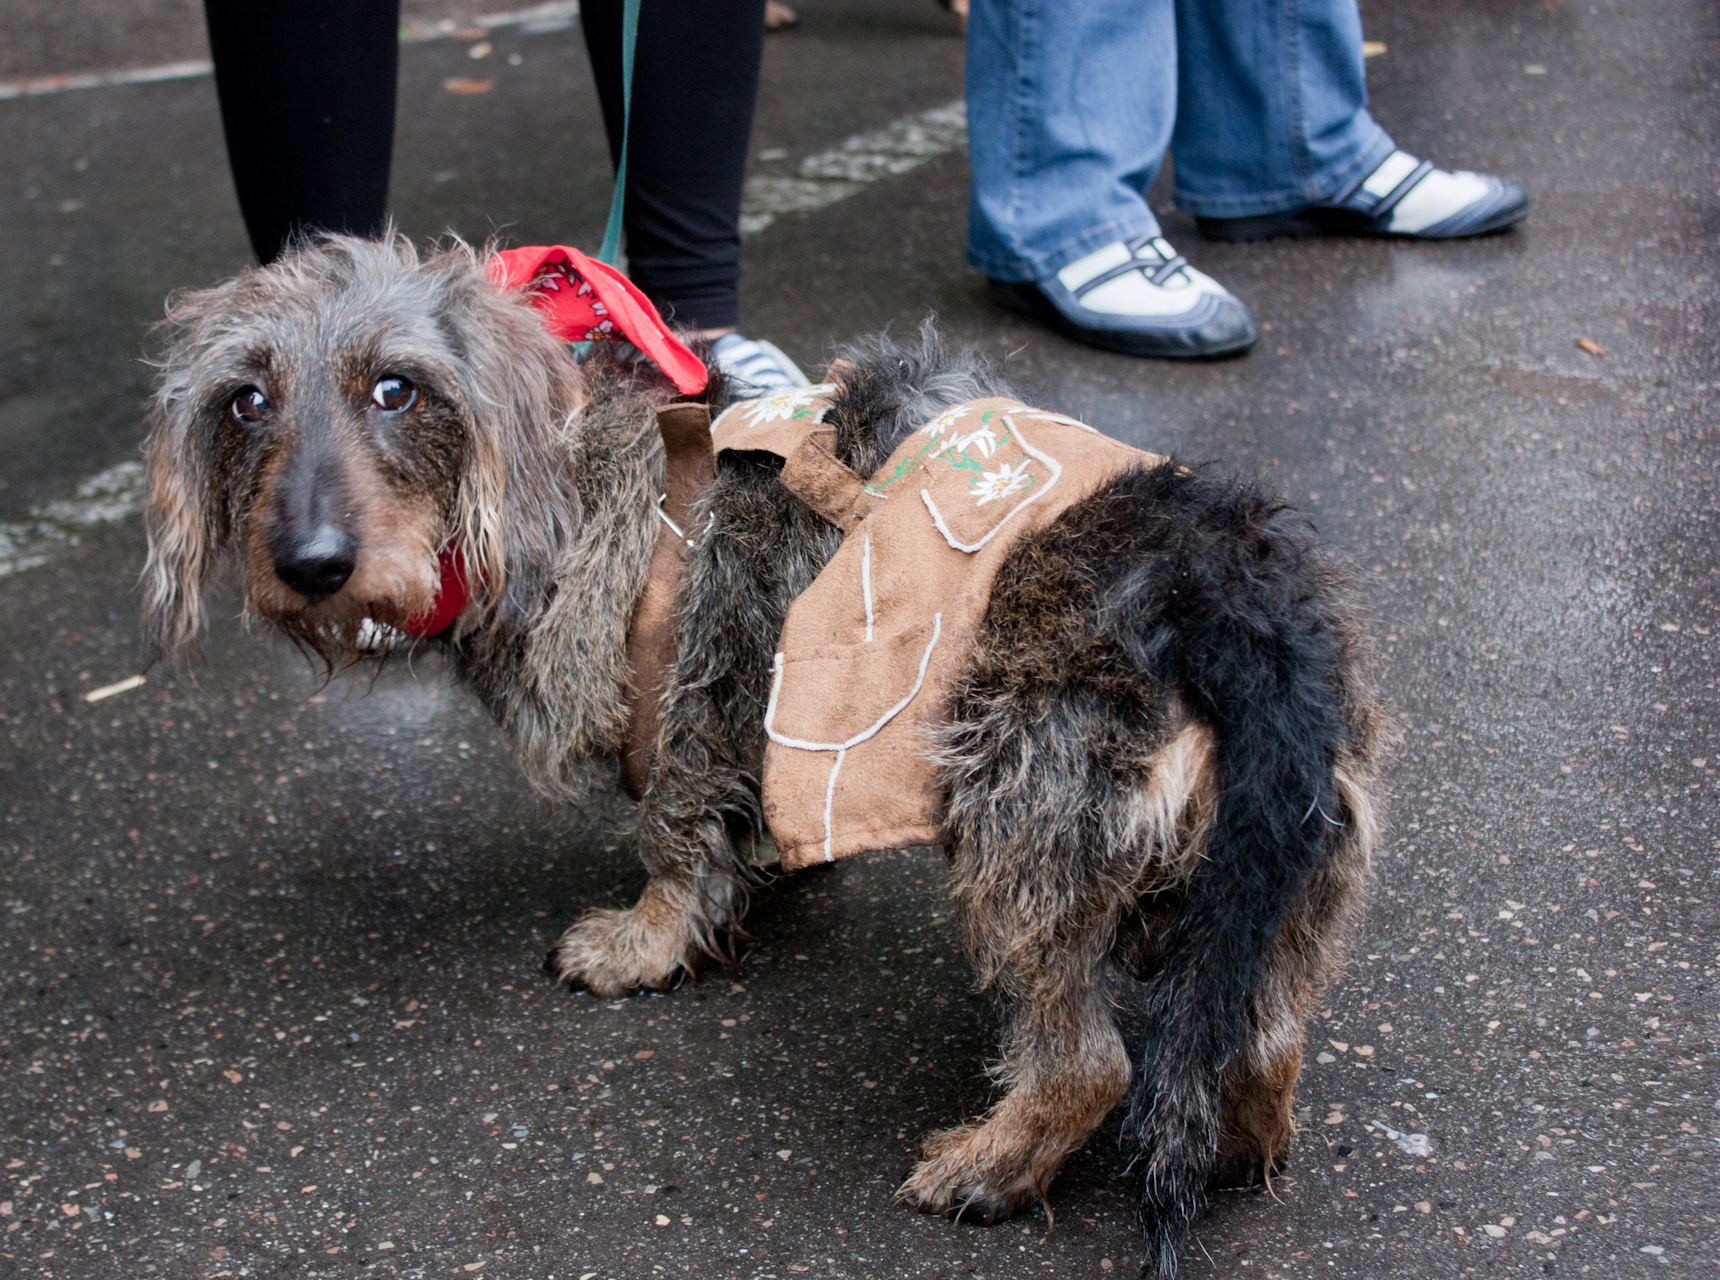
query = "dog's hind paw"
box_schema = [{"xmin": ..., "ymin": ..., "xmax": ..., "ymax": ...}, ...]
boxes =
[
  {"xmin": 895, "ymin": 1123, "xmax": 1047, "ymax": 1225},
  {"xmin": 1206, "ymin": 1147, "xmax": 1287, "ymax": 1191}
]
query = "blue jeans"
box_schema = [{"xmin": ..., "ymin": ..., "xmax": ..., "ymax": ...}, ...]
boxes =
[{"xmin": 966, "ymin": 0, "xmax": 1396, "ymax": 281}]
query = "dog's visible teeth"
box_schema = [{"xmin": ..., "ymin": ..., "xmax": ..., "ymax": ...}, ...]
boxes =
[{"xmin": 357, "ymin": 618, "xmax": 406, "ymax": 652}]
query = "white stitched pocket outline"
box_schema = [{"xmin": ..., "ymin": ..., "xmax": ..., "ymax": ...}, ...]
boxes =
[
  {"xmin": 919, "ymin": 415, "xmax": 1063, "ymax": 554},
  {"xmin": 762, "ymin": 612, "xmax": 943, "ymax": 861}
]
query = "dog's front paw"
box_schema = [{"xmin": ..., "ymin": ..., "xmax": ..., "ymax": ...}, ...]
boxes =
[
  {"xmin": 896, "ymin": 1123, "xmax": 1046, "ymax": 1225},
  {"xmin": 545, "ymin": 884, "xmax": 701, "ymax": 996}
]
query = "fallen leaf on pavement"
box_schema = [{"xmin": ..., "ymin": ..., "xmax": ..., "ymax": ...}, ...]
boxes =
[{"xmin": 85, "ymin": 674, "xmax": 145, "ymax": 702}]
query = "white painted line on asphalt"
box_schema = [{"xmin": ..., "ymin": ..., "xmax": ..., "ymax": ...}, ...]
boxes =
[
  {"xmin": 0, "ymin": 460, "xmax": 145, "ymax": 578},
  {"xmin": 406, "ymin": 1, "xmax": 582, "ymax": 41},
  {"xmin": 0, "ymin": 59, "xmax": 213, "ymax": 102},
  {"xmin": 0, "ymin": 3, "xmax": 582, "ymax": 102},
  {"xmin": 740, "ymin": 99, "xmax": 966, "ymax": 236}
]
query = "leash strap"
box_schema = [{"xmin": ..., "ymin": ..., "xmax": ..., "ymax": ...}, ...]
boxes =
[{"xmin": 597, "ymin": 0, "xmax": 641, "ymax": 266}]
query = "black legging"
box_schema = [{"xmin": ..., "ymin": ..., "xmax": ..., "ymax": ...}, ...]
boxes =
[
  {"xmin": 203, "ymin": 0, "xmax": 764, "ymax": 331},
  {"xmin": 582, "ymin": 0, "xmax": 765, "ymax": 331},
  {"xmin": 204, "ymin": 0, "xmax": 401, "ymax": 265}
]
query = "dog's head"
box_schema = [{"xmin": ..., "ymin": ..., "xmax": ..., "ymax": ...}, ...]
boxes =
[{"xmin": 143, "ymin": 233, "xmax": 584, "ymax": 668}]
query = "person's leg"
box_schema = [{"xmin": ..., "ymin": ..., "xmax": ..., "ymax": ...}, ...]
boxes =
[
  {"xmin": 1169, "ymin": 0, "xmax": 1391, "ymax": 220},
  {"xmin": 203, "ymin": 0, "xmax": 400, "ymax": 264},
  {"xmin": 964, "ymin": 0, "xmax": 1176, "ymax": 284},
  {"xmin": 966, "ymin": 0, "xmax": 1256, "ymax": 358},
  {"xmin": 581, "ymin": 0, "xmax": 765, "ymax": 335},
  {"xmin": 1174, "ymin": 0, "xmax": 1527, "ymax": 241}
]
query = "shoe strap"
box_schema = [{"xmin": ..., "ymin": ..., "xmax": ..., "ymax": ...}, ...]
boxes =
[
  {"xmin": 1366, "ymin": 157, "xmax": 1435, "ymax": 220},
  {"xmin": 1072, "ymin": 239, "xmax": 1189, "ymax": 298},
  {"xmin": 1332, "ymin": 153, "xmax": 1435, "ymax": 219}
]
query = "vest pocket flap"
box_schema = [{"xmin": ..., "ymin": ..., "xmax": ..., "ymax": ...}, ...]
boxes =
[
  {"xmin": 919, "ymin": 456, "xmax": 1052, "ymax": 550},
  {"xmin": 906, "ymin": 412, "xmax": 1063, "ymax": 553},
  {"xmin": 765, "ymin": 617, "xmax": 943, "ymax": 750}
]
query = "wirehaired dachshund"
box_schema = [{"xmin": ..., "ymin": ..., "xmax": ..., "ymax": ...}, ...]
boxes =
[{"xmin": 143, "ymin": 234, "xmax": 1386, "ymax": 1274}]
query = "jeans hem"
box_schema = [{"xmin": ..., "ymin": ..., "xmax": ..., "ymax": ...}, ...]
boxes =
[
  {"xmin": 1173, "ymin": 127, "xmax": 1395, "ymax": 219},
  {"xmin": 966, "ymin": 211, "xmax": 1166, "ymax": 284}
]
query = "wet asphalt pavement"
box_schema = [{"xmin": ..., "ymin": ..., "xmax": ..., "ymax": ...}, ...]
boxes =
[{"xmin": 1, "ymin": 1, "xmax": 1717, "ymax": 1278}]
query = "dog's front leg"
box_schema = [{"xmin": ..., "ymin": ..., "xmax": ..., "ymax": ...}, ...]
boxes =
[
  {"xmin": 547, "ymin": 821, "xmax": 746, "ymax": 996},
  {"xmin": 548, "ymin": 458, "xmax": 837, "ymax": 996}
]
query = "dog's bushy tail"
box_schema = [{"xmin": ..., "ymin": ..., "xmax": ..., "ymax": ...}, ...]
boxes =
[{"xmin": 1106, "ymin": 463, "xmax": 1350, "ymax": 1276}]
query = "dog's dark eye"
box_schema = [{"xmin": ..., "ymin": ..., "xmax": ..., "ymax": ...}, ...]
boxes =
[
  {"xmin": 370, "ymin": 376, "xmax": 417, "ymax": 413},
  {"xmin": 228, "ymin": 386, "xmax": 269, "ymax": 426}
]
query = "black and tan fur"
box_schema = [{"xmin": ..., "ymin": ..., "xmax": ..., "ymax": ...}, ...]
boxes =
[{"xmin": 143, "ymin": 234, "xmax": 1386, "ymax": 1275}]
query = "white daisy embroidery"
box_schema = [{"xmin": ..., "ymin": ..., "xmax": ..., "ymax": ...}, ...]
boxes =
[
  {"xmin": 970, "ymin": 458, "xmax": 1033, "ymax": 505},
  {"xmin": 918, "ymin": 404, "xmax": 973, "ymax": 438},
  {"xmin": 947, "ymin": 425, "xmax": 999, "ymax": 458},
  {"xmin": 741, "ymin": 385, "xmax": 835, "ymax": 427}
]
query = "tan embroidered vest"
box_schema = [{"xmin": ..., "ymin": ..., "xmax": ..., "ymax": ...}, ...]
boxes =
[{"xmin": 708, "ymin": 390, "xmax": 1165, "ymax": 871}]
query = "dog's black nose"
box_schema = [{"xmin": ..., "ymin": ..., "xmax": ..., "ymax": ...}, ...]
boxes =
[{"xmin": 273, "ymin": 526, "xmax": 357, "ymax": 598}]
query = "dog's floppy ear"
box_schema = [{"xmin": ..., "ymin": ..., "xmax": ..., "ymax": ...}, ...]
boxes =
[
  {"xmin": 142, "ymin": 383, "xmax": 217, "ymax": 667},
  {"xmin": 141, "ymin": 286, "xmax": 234, "ymax": 667},
  {"xmin": 432, "ymin": 242, "xmax": 586, "ymax": 634}
]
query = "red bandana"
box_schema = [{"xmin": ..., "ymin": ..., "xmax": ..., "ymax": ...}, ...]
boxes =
[
  {"xmin": 399, "ymin": 246, "xmax": 709, "ymax": 638},
  {"xmin": 401, "ymin": 547, "xmax": 472, "ymax": 639},
  {"xmin": 487, "ymin": 244, "xmax": 709, "ymax": 396}
]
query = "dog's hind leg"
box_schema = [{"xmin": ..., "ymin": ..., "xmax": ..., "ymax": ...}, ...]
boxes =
[
  {"xmin": 896, "ymin": 567, "xmax": 1194, "ymax": 1222},
  {"xmin": 899, "ymin": 967, "xmax": 1129, "ymax": 1226},
  {"xmin": 896, "ymin": 783, "xmax": 1137, "ymax": 1224},
  {"xmin": 1210, "ymin": 1049, "xmax": 1302, "ymax": 1190}
]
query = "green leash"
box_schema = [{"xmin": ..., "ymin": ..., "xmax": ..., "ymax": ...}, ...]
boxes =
[{"xmin": 597, "ymin": 0, "xmax": 641, "ymax": 266}]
